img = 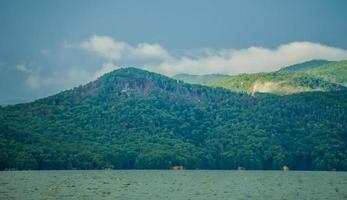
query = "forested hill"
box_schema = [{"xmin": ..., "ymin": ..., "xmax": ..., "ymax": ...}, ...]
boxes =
[
  {"xmin": 277, "ymin": 59, "xmax": 333, "ymax": 73},
  {"xmin": 0, "ymin": 67, "xmax": 346, "ymax": 171},
  {"xmin": 173, "ymin": 73, "xmax": 231, "ymax": 86},
  {"xmin": 174, "ymin": 60, "xmax": 347, "ymax": 94}
]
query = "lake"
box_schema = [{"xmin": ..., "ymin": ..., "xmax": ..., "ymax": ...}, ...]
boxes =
[{"xmin": 0, "ymin": 170, "xmax": 346, "ymax": 200}]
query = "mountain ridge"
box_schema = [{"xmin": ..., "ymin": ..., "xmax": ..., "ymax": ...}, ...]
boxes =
[
  {"xmin": 0, "ymin": 67, "xmax": 346, "ymax": 171},
  {"xmin": 277, "ymin": 59, "xmax": 333, "ymax": 73},
  {"xmin": 174, "ymin": 60, "xmax": 347, "ymax": 94}
]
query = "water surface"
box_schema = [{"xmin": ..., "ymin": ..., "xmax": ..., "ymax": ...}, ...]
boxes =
[{"xmin": 0, "ymin": 170, "xmax": 346, "ymax": 200}]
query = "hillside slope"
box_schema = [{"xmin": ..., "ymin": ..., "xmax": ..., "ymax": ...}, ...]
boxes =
[
  {"xmin": 174, "ymin": 60, "xmax": 347, "ymax": 94},
  {"xmin": 277, "ymin": 60, "xmax": 333, "ymax": 73},
  {"xmin": 173, "ymin": 74, "xmax": 231, "ymax": 86},
  {"xmin": 211, "ymin": 72, "xmax": 346, "ymax": 95},
  {"xmin": 304, "ymin": 60, "xmax": 347, "ymax": 86},
  {"xmin": 0, "ymin": 68, "xmax": 346, "ymax": 170}
]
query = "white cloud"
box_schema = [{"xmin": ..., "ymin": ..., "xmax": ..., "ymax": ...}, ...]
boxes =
[
  {"xmin": 80, "ymin": 35, "xmax": 128, "ymax": 61},
  {"xmin": 130, "ymin": 43, "xmax": 171, "ymax": 61},
  {"xmin": 151, "ymin": 42, "xmax": 347, "ymax": 75},
  {"xmin": 74, "ymin": 36, "xmax": 347, "ymax": 76},
  {"xmin": 78, "ymin": 35, "xmax": 171, "ymax": 62}
]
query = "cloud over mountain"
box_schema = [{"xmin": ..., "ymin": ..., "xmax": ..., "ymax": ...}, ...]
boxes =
[
  {"xmin": 5, "ymin": 35, "xmax": 347, "ymax": 104},
  {"xmin": 76, "ymin": 35, "xmax": 347, "ymax": 76}
]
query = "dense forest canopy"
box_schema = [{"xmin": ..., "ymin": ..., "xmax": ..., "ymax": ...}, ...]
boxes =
[{"xmin": 0, "ymin": 67, "xmax": 346, "ymax": 170}]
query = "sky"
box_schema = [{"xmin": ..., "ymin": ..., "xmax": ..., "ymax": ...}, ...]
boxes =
[{"xmin": 1, "ymin": 0, "xmax": 347, "ymax": 104}]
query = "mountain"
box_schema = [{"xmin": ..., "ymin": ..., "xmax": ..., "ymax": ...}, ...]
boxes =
[
  {"xmin": 277, "ymin": 59, "xmax": 333, "ymax": 73},
  {"xmin": 0, "ymin": 68, "xmax": 346, "ymax": 171},
  {"xmin": 303, "ymin": 60, "xmax": 347, "ymax": 86},
  {"xmin": 210, "ymin": 71, "xmax": 346, "ymax": 95},
  {"xmin": 173, "ymin": 74, "xmax": 231, "ymax": 86},
  {"xmin": 174, "ymin": 60, "xmax": 347, "ymax": 95}
]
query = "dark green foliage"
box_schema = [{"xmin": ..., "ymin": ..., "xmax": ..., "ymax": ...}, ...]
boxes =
[{"xmin": 0, "ymin": 68, "xmax": 346, "ymax": 170}]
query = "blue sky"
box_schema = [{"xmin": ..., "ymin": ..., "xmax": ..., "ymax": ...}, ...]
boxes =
[{"xmin": 1, "ymin": 0, "xmax": 347, "ymax": 104}]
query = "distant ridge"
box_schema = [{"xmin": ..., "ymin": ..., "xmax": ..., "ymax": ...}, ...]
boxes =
[
  {"xmin": 173, "ymin": 73, "xmax": 231, "ymax": 85},
  {"xmin": 173, "ymin": 60, "xmax": 347, "ymax": 95},
  {"xmin": 277, "ymin": 59, "xmax": 333, "ymax": 73}
]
